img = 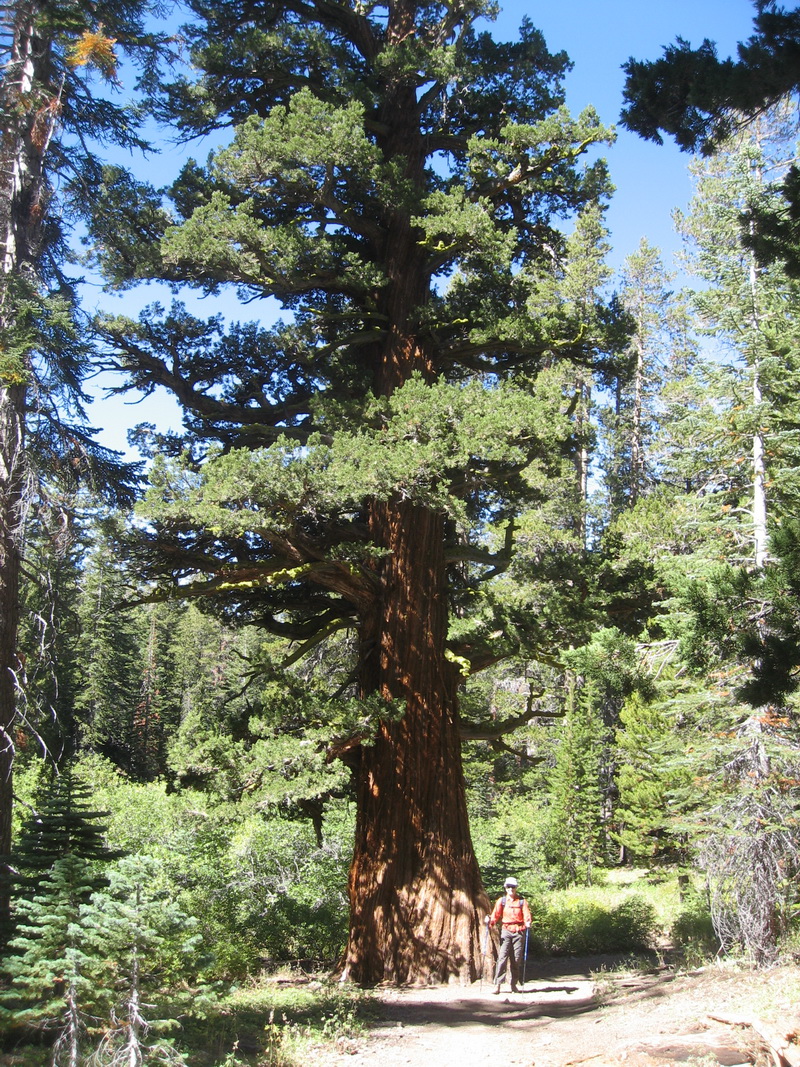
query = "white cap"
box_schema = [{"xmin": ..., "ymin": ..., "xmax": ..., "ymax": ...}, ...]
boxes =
[{"xmin": 504, "ymin": 877, "xmax": 518, "ymax": 887}]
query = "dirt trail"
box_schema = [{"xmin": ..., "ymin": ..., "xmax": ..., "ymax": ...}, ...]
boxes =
[{"xmin": 317, "ymin": 957, "xmax": 800, "ymax": 1067}]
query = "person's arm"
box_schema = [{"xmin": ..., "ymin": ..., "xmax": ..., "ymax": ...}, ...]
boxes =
[
  {"xmin": 488, "ymin": 898, "xmax": 502, "ymax": 926},
  {"xmin": 522, "ymin": 898, "xmax": 531, "ymax": 928}
]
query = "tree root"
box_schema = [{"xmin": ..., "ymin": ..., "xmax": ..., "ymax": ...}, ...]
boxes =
[{"xmin": 708, "ymin": 1012, "xmax": 800, "ymax": 1067}]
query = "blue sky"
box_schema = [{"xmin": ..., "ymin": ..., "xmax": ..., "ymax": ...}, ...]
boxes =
[
  {"xmin": 89, "ymin": 0, "xmax": 759, "ymax": 454},
  {"xmin": 492, "ymin": 0, "xmax": 757, "ymax": 269}
]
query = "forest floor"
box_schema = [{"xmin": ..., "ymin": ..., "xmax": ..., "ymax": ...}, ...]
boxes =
[{"xmin": 310, "ymin": 955, "xmax": 800, "ymax": 1067}]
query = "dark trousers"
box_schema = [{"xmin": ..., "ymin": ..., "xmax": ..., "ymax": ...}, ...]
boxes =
[{"xmin": 493, "ymin": 929, "xmax": 525, "ymax": 987}]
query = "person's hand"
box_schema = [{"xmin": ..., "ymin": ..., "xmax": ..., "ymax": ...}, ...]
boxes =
[{"xmin": 525, "ymin": 922, "xmax": 531, "ymax": 928}]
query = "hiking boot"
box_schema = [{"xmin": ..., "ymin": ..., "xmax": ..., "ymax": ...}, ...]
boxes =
[{"xmin": 492, "ymin": 985, "xmax": 501, "ymax": 995}]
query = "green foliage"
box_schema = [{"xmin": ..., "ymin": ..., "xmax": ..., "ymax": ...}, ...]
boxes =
[
  {"xmin": 615, "ymin": 692, "xmax": 694, "ymax": 866},
  {"xmin": 541, "ymin": 630, "xmax": 653, "ymax": 889},
  {"xmin": 87, "ymin": 0, "xmax": 626, "ymax": 717},
  {"xmin": 78, "ymin": 755, "xmax": 352, "ymax": 978},
  {"xmin": 0, "ymin": 0, "xmax": 157, "ymax": 503},
  {"xmin": 83, "ymin": 0, "xmax": 634, "ymax": 986},
  {"xmin": 180, "ymin": 981, "xmax": 372, "ymax": 1067},
  {"xmin": 2, "ymin": 855, "xmax": 99, "ymax": 1030},
  {"xmin": 598, "ymin": 239, "xmax": 672, "ymax": 516},
  {"xmin": 10, "ymin": 0, "xmax": 800, "ymax": 1007},
  {"xmin": 480, "ymin": 832, "xmax": 531, "ymax": 897},
  {"xmin": 0, "ymin": 770, "xmax": 118, "ymax": 1054},
  {"xmin": 530, "ymin": 894, "xmax": 658, "ymax": 956},
  {"xmin": 11, "ymin": 767, "xmax": 118, "ymax": 885},
  {"xmin": 679, "ymin": 521, "xmax": 800, "ymax": 706},
  {"xmin": 621, "ymin": 6, "xmax": 800, "ymax": 154},
  {"xmin": 82, "ymin": 853, "xmax": 203, "ymax": 991},
  {"xmin": 135, "ymin": 372, "xmax": 577, "ymax": 562},
  {"xmin": 15, "ymin": 497, "xmax": 87, "ymax": 762},
  {"xmin": 567, "ymin": 629, "xmax": 655, "ymax": 715},
  {"xmin": 543, "ymin": 672, "xmax": 606, "ymax": 887},
  {"xmin": 74, "ymin": 537, "xmax": 170, "ymax": 778},
  {"xmin": 2, "ymin": 852, "xmax": 202, "ymax": 1065},
  {"xmin": 670, "ymin": 896, "xmax": 720, "ymax": 966},
  {"xmin": 621, "ymin": 5, "xmax": 800, "ymax": 277},
  {"xmin": 79, "ymin": 854, "xmax": 207, "ymax": 1065},
  {"xmin": 674, "ymin": 122, "xmax": 800, "ymax": 560}
]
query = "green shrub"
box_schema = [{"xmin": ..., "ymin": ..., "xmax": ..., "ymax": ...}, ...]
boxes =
[
  {"xmin": 531, "ymin": 894, "xmax": 657, "ymax": 955},
  {"xmin": 256, "ymin": 895, "xmax": 348, "ymax": 966},
  {"xmin": 670, "ymin": 897, "xmax": 720, "ymax": 965},
  {"xmin": 74, "ymin": 756, "xmax": 352, "ymax": 979}
]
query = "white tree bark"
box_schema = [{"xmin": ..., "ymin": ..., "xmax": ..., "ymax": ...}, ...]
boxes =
[{"xmin": 749, "ymin": 248, "xmax": 768, "ymax": 569}]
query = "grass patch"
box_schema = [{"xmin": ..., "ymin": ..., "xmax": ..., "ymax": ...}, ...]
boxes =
[
  {"xmin": 738, "ymin": 966, "xmax": 800, "ymax": 1023},
  {"xmin": 181, "ymin": 976, "xmax": 375, "ymax": 1066},
  {"xmin": 0, "ymin": 979, "xmax": 373, "ymax": 1067}
]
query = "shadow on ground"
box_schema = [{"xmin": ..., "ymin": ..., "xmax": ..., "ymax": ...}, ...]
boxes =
[{"xmin": 371, "ymin": 954, "xmax": 682, "ymax": 1033}]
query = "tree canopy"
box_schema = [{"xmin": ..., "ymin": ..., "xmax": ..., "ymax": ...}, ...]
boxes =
[
  {"xmin": 620, "ymin": 1, "xmax": 800, "ymax": 274},
  {"xmin": 88, "ymin": 0, "xmax": 630, "ymax": 984},
  {"xmin": 3, "ymin": 3, "xmax": 800, "ymax": 1029},
  {"xmin": 0, "ymin": 0, "xmax": 168, "ymax": 929}
]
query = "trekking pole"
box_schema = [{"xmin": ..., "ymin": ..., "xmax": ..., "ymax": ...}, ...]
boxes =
[
  {"xmin": 522, "ymin": 926, "xmax": 529, "ymax": 988},
  {"xmin": 479, "ymin": 918, "xmax": 489, "ymax": 991}
]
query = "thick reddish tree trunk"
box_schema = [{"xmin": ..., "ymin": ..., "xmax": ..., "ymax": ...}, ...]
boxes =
[
  {"xmin": 338, "ymin": 1, "xmax": 492, "ymax": 982},
  {"xmin": 341, "ymin": 499, "xmax": 490, "ymax": 984}
]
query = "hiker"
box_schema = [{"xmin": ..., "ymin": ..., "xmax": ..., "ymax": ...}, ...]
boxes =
[{"xmin": 487, "ymin": 876, "xmax": 531, "ymax": 993}]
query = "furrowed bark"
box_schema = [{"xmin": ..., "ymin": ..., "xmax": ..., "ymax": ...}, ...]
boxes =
[{"xmin": 344, "ymin": 499, "xmax": 488, "ymax": 984}]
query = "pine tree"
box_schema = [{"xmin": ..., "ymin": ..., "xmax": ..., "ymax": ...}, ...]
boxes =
[
  {"xmin": 79, "ymin": 854, "xmax": 198, "ymax": 1067},
  {"xmin": 621, "ymin": 4, "xmax": 800, "ymax": 150},
  {"xmin": 545, "ymin": 672, "xmax": 605, "ymax": 887},
  {"xmin": 480, "ymin": 832, "xmax": 531, "ymax": 897},
  {"xmin": 75, "ymin": 534, "xmax": 191, "ymax": 781},
  {"xmin": 644, "ymin": 297, "xmax": 718, "ymax": 506},
  {"xmin": 2, "ymin": 855, "xmax": 98, "ymax": 1064},
  {"xmin": 676, "ymin": 113, "xmax": 800, "ymax": 566},
  {"xmin": 680, "ymin": 521, "xmax": 800, "ymax": 707},
  {"xmin": 15, "ymin": 493, "xmax": 86, "ymax": 764},
  {"xmin": 556, "ymin": 205, "xmax": 616, "ymax": 546},
  {"xmin": 0, "ymin": 768, "xmax": 118, "ymax": 1062},
  {"xmin": 620, "ymin": 2, "xmax": 800, "ymax": 275},
  {"xmin": 75, "ymin": 535, "xmax": 147, "ymax": 773},
  {"xmin": 614, "ymin": 619, "xmax": 800, "ymax": 965},
  {"xmin": 129, "ymin": 603, "xmax": 183, "ymax": 781},
  {"xmin": 654, "ymin": 114, "xmax": 800, "ymax": 708},
  {"xmin": 11, "ymin": 765, "xmax": 114, "ymax": 881},
  {"xmin": 91, "ymin": 1, "xmax": 622, "ymax": 983},
  {"xmin": 544, "ymin": 629, "xmax": 656, "ymax": 885},
  {"xmin": 614, "ymin": 690, "xmax": 692, "ymax": 867},
  {"xmin": 0, "ymin": 0, "xmax": 160, "ymax": 926},
  {"xmin": 600, "ymin": 240, "xmax": 670, "ymax": 517}
]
